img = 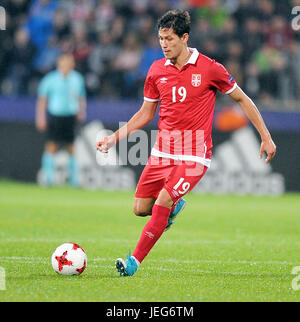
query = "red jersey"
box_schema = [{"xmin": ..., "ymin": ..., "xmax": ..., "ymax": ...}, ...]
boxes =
[{"xmin": 144, "ymin": 48, "xmax": 237, "ymax": 167}]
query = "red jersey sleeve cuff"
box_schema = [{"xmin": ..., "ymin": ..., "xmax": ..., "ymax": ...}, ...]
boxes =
[
  {"xmin": 144, "ymin": 96, "xmax": 160, "ymax": 102},
  {"xmin": 224, "ymin": 82, "xmax": 237, "ymax": 95}
]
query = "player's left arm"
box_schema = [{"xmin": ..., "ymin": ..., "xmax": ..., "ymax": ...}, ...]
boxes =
[
  {"xmin": 229, "ymin": 86, "xmax": 276, "ymax": 163},
  {"xmin": 77, "ymin": 97, "xmax": 87, "ymax": 122}
]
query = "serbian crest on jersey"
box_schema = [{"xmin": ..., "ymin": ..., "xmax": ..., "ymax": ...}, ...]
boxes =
[{"xmin": 191, "ymin": 74, "xmax": 201, "ymax": 87}]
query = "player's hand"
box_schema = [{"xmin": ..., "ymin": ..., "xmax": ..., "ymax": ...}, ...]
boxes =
[
  {"xmin": 36, "ymin": 117, "xmax": 47, "ymax": 132},
  {"xmin": 77, "ymin": 110, "xmax": 86, "ymax": 123},
  {"xmin": 259, "ymin": 137, "xmax": 276, "ymax": 163},
  {"xmin": 96, "ymin": 135, "xmax": 116, "ymax": 153}
]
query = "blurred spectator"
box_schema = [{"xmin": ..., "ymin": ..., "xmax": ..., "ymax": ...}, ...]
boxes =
[
  {"xmin": 190, "ymin": 18, "xmax": 215, "ymax": 49},
  {"xmin": 71, "ymin": 24, "xmax": 93, "ymax": 74},
  {"xmin": 87, "ymin": 31, "xmax": 119, "ymax": 95},
  {"xmin": 5, "ymin": 0, "xmax": 30, "ymax": 32},
  {"xmin": 94, "ymin": 0, "xmax": 116, "ymax": 32},
  {"xmin": 68, "ymin": 0, "xmax": 94, "ymax": 27},
  {"xmin": 286, "ymin": 41, "xmax": 300, "ymax": 101},
  {"xmin": 244, "ymin": 62, "xmax": 260, "ymax": 99},
  {"xmin": 10, "ymin": 28, "xmax": 36, "ymax": 95},
  {"xmin": 257, "ymin": 0, "xmax": 275, "ymax": 31},
  {"xmin": 202, "ymin": 39, "xmax": 224, "ymax": 63},
  {"xmin": 240, "ymin": 17, "xmax": 264, "ymax": 62},
  {"xmin": 110, "ymin": 15, "xmax": 126, "ymax": 45},
  {"xmin": 225, "ymin": 40, "xmax": 243, "ymax": 64},
  {"xmin": 25, "ymin": 0, "xmax": 58, "ymax": 49},
  {"xmin": 217, "ymin": 17, "xmax": 239, "ymax": 45},
  {"xmin": 265, "ymin": 16, "xmax": 293, "ymax": 50},
  {"xmin": 138, "ymin": 35, "xmax": 163, "ymax": 79},
  {"xmin": 151, "ymin": 0, "xmax": 173, "ymax": 20},
  {"xmin": 52, "ymin": 8, "xmax": 71, "ymax": 41},
  {"xmin": 112, "ymin": 32, "xmax": 142, "ymax": 97},
  {"xmin": 130, "ymin": 0, "xmax": 152, "ymax": 16},
  {"xmin": 137, "ymin": 15, "xmax": 156, "ymax": 45},
  {"xmin": 196, "ymin": 0, "xmax": 229, "ymax": 29},
  {"xmin": 136, "ymin": 34, "xmax": 163, "ymax": 95},
  {"xmin": 0, "ymin": 0, "xmax": 298, "ymax": 108},
  {"xmin": 34, "ymin": 35, "xmax": 61, "ymax": 75},
  {"xmin": 253, "ymin": 43, "xmax": 287, "ymax": 98},
  {"xmin": 233, "ymin": 0, "xmax": 259, "ymax": 27}
]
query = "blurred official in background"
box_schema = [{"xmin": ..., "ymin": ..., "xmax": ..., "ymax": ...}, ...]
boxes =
[{"xmin": 35, "ymin": 53, "xmax": 87, "ymax": 186}]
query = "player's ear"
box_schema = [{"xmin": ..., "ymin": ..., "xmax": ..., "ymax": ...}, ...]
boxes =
[{"xmin": 181, "ymin": 33, "xmax": 189, "ymax": 44}]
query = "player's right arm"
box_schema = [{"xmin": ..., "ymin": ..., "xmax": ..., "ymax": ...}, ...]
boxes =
[
  {"xmin": 36, "ymin": 74, "xmax": 50, "ymax": 132},
  {"xmin": 35, "ymin": 96, "xmax": 48, "ymax": 132},
  {"xmin": 96, "ymin": 100, "xmax": 158, "ymax": 153}
]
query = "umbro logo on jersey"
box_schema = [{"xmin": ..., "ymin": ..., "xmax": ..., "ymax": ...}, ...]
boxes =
[
  {"xmin": 191, "ymin": 74, "xmax": 201, "ymax": 87},
  {"xmin": 160, "ymin": 77, "xmax": 168, "ymax": 83}
]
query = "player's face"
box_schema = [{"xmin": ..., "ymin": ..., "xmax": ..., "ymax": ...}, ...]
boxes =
[
  {"xmin": 57, "ymin": 55, "xmax": 75, "ymax": 75},
  {"xmin": 158, "ymin": 28, "xmax": 188, "ymax": 61}
]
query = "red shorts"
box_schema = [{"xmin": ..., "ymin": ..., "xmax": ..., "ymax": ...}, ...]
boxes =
[{"xmin": 135, "ymin": 155, "xmax": 208, "ymax": 203}]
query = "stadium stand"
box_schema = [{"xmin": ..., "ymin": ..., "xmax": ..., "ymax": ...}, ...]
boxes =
[{"xmin": 0, "ymin": 0, "xmax": 299, "ymax": 109}]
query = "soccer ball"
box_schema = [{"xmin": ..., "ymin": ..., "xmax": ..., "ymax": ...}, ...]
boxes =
[{"xmin": 51, "ymin": 243, "xmax": 87, "ymax": 275}]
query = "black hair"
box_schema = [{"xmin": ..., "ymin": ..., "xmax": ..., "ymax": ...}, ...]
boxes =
[{"xmin": 157, "ymin": 10, "xmax": 191, "ymax": 37}]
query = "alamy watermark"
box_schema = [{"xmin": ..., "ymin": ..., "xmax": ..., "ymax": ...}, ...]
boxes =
[
  {"xmin": 291, "ymin": 266, "xmax": 300, "ymax": 291},
  {"xmin": 0, "ymin": 267, "xmax": 6, "ymax": 291},
  {"xmin": 96, "ymin": 124, "xmax": 207, "ymax": 177},
  {"xmin": 292, "ymin": 6, "xmax": 300, "ymax": 31},
  {"xmin": 0, "ymin": 6, "xmax": 6, "ymax": 30}
]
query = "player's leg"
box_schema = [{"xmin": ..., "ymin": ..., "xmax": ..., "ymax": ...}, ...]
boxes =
[
  {"xmin": 163, "ymin": 161, "xmax": 208, "ymax": 230},
  {"xmin": 116, "ymin": 156, "xmax": 170, "ymax": 276},
  {"xmin": 128, "ymin": 188, "xmax": 172, "ymax": 272},
  {"xmin": 116, "ymin": 188, "xmax": 172, "ymax": 277},
  {"xmin": 165, "ymin": 198, "xmax": 186, "ymax": 231},
  {"xmin": 64, "ymin": 116, "xmax": 78, "ymax": 187},
  {"xmin": 133, "ymin": 156, "xmax": 184, "ymax": 221},
  {"xmin": 42, "ymin": 114, "xmax": 62, "ymax": 185},
  {"xmin": 133, "ymin": 162, "xmax": 208, "ymax": 265},
  {"xmin": 116, "ymin": 161, "xmax": 208, "ymax": 276},
  {"xmin": 66, "ymin": 143, "xmax": 78, "ymax": 187},
  {"xmin": 133, "ymin": 155, "xmax": 169, "ymax": 216},
  {"xmin": 42, "ymin": 141, "xmax": 59, "ymax": 185},
  {"xmin": 133, "ymin": 197, "xmax": 155, "ymax": 217}
]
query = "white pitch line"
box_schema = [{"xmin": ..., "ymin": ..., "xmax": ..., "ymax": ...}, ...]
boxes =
[
  {"xmin": 0, "ymin": 256, "xmax": 298, "ymax": 266},
  {"xmin": 0, "ymin": 259, "xmax": 290, "ymax": 277},
  {"xmin": 1, "ymin": 237, "xmax": 300, "ymax": 248}
]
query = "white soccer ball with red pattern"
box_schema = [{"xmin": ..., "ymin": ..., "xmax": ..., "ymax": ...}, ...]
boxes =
[{"xmin": 51, "ymin": 243, "xmax": 87, "ymax": 275}]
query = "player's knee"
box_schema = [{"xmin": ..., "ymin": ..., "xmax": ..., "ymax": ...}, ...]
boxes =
[
  {"xmin": 155, "ymin": 188, "xmax": 173, "ymax": 208},
  {"xmin": 45, "ymin": 142, "xmax": 59, "ymax": 154},
  {"xmin": 133, "ymin": 203, "xmax": 151, "ymax": 217}
]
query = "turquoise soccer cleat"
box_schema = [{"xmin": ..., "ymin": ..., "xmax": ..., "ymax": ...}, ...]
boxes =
[
  {"xmin": 115, "ymin": 253, "xmax": 138, "ymax": 277},
  {"xmin": 165, "ymin": 198, "xmax": 186, "ymax": 231}
]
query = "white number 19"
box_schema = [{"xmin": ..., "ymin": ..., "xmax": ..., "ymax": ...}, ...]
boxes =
[
  {"xmin": 172, "ymin": 86, "xmax": 187, "ymax": 102},
  {"xmin": 173, "ymin": 177, "xmax": 190, "ymax": 195}
]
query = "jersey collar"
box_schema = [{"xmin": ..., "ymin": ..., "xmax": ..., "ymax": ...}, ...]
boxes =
[{"xmin": 164, "ymin": 48, "xmax": 199, "ymax": 66}]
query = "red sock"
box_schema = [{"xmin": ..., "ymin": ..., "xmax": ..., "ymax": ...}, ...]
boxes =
[{"xmin": 133, "ymin": 204, "xmax": 171, "ymax": 263}]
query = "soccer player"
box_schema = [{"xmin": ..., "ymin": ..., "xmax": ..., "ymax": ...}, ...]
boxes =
[
  {"xmin": 36, "ymin": 53, "xmax": 87, "ymax": 187},
  {"xmin": 96, "ymin": 10, "xmax": 276, "ymax": 276}
]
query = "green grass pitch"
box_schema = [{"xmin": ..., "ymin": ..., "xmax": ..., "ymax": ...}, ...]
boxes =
[{"xmin": 0, "ymin": 180, "xmax": 300, "ymax": 302}]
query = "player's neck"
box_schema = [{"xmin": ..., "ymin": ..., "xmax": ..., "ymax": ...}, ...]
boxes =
[
  {"xmin": 171, "ymin": 47, "xmax": 192, "ymax": 70},
  {"xmin": 59, "ymin": 69, "xmax": 72, "ymax": 77}
]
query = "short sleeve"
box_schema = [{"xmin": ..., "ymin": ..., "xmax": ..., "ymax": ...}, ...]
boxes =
[
  {"xmin": 143, "ymin": 64, "xmax": 160, "ymax": 102},
  {"xmin": 209, "ymin": 60, "xmax": 237, "ymax": 94},
  {"xmin": 38, "ymin": 75, "xmax": 51, "ymax": 98}
]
